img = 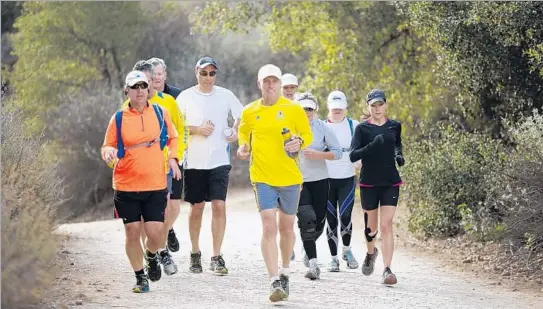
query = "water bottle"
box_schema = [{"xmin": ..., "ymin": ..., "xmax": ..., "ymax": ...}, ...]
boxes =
[
  {"xmin": 223, "ymin": 127, "xmax": 234, "ymax": 138},
  {"xmin": 281, "ymin": 128, "xmax": 297, "ymax": 158}
]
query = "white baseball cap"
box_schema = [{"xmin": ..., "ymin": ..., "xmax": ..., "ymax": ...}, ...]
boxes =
[
  {"xmin": 326, "ymin": 90, "xmax": 348, "ymax": 110},
  {"xmin": 125, "ymin": 70, "xmax": 149, "ymax": 87},
  {"xmin": 281, "ymin": 73, "xmax": 298, "ymax": 87},
  {"xmin": 295, "ymin": 93, "xmax": 318, "ymax": 110},
  {"xmin": 258, "ymin": 64, "xmax": 282, "ymax": 81}
]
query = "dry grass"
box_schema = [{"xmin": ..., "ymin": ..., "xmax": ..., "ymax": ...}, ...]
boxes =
[{"xmin": 1, "ymin": 108, "xmax": 65, "ymax": 308}]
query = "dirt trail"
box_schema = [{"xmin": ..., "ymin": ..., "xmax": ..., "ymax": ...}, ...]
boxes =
[{"xmin": 50, "ymin": 190, "xmax": 542, "ymax": 309}]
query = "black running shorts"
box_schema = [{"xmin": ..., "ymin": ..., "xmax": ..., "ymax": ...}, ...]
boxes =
[
  {"xmin": 170, "ymin": 165, "xmax": 183, "ymax": 200},
  {"xmin": 183, "ymin": 165, "xmax": 231, "ymax": 204},
  {"xmin": 360, "ymin": 186, "xmax": 400, "ymax": 211},
  {"xmin": 113, "ymin": 189, "xmax": 168, "ymax": 224}
]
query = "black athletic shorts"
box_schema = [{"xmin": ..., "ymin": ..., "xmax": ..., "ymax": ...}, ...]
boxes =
[
  {"xmin": 170, "ymin": 165, "xmax": 183, "ymax": 200},
  {"xmin": 360, "ymin": 186, "xmax": 400, "ymax": 211},
  {"xmin": 183, "ymin": 165, "xmax": 231, "ymax": 204},
  {"xmin": 113, "ymin": 189, "xmax": 168, "ymax": 224}
]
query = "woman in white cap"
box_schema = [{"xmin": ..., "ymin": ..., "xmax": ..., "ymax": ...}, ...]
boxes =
[
  {"xmin": 281, "ymin": 73, "xmax": 299, "ymax": 100},
  {"xmin": 295, "ymin": 92, "xmax": 342, "ymax": 280},
  {"xmin": 349, "ymin": 88, "xmax": 404, "ymax": 285},
  {"xmin": 324, "ymin": 90, "xmax": 360, "ymax": 272},
  {"xmin": 281, "ymin": 72, "xmax": 299, "ymax": 262}
]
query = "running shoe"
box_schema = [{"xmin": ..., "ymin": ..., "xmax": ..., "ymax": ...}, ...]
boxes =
[
  {"xmin": 189, "ymin": 251, "xmax": 203, "ymax": 273},
  {"xmin": 362, "ymin": 248, "xmax": 379, "ymax": 276},
  {"xmin": 209, "ymin": 255, "xmax": 228, "ymax": 275}
]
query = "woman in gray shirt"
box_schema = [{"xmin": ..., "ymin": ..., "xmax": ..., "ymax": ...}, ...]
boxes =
[{"xmin": 295, "ymin": 93, "xmax": 342, "ymax": 280}]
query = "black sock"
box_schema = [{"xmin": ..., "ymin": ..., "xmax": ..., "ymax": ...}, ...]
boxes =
[
  {"xmin": 146, "ymin": 249, "xmax": 156, "ymax": 258},
  {"xmin": 135, "ymin": 269, "xmax": 145, "ymax": 277}
]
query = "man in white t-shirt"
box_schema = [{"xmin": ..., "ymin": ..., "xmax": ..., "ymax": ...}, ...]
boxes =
[
  {"xmin": 176, "ymin": 56, "xmax": 243, "ymax": 276},
  {"xmin": 324, "ymin": 90, "xmax": 361, "ymax": 272}
]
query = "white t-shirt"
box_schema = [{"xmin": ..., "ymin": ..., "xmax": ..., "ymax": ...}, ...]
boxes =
[
  {"xmin": 177, "ymin": 86, "xmax": 243, "ymax": 170},
  {"xmin": 325, "ymin": 117, "xmax": 359, "ymax": 179}
]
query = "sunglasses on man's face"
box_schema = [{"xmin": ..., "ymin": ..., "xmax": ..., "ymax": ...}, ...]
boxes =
[
  {"xmin": 304, "ymin": 107, "xmax": 315, "ymax": 112},
  {"xmin": 199, "ymin": 70, "xmax": 217, "ymax": 77},
  {"xmin": 129, "ymin": 83, "xmax": 148, "ymax": 90}
]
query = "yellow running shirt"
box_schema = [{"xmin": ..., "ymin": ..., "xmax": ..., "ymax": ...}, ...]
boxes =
[{"xmin": 238, "ymin": 96, "xmax": 313, "ymax": 186}]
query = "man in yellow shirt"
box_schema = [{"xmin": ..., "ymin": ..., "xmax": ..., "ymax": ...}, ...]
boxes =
[
  {"xmin": 237, "ymin": 64, "xmax": 312, "ymax": 303},
  {"xmin": 121, "ymin": 60, "xmax": 188, "ymax": 276}
]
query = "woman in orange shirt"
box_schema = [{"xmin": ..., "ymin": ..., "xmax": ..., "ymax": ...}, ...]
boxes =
[{"xmin": 101, "ymin": 70, "xmax": 181, "ymax": 293}]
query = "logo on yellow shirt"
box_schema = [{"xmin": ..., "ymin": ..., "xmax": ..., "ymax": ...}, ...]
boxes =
[{"xmin": 276, "ymin": 111, "xmax": 284, "ymax": 120}]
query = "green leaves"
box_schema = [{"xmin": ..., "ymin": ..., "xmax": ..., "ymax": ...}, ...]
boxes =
[
  {"xmin": 403, "ymin": 124, "xmax": 507, "ymax": 238},
  {"xmin": 192, "ymin": 1, "xmax": 451, "ymax": 134},
  {"xmin": 404, "ymin": 2, "xmax": 543, "ymax": 137},
  {"xmin": 8, "ymin": 2, "xmax": 149, "ymax": 131}
]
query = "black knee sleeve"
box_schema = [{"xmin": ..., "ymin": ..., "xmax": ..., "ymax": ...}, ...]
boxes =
[
  {"xmin": 297, "ymin": 204, "xmax": 317, "ymax": 241},
  {"xmin": 364, "ymin": 212, "xmax": 377, "ymax": 242}
]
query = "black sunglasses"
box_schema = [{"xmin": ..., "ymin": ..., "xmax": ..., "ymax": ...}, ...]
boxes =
[
  {"xmin": 129, "ymin": 83, "xmax": 148, "ymax": 90},
  {"xmin": 199, "ymin": 70, "xmax": 217, "ymax": 77},
  {"xmin": 303, "ymin": 107, "xmax": 315, "ymax": 112}
]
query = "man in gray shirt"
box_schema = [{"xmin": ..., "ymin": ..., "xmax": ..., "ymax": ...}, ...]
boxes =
[{"xmin": 295, "ymin": 93, "xmax": 342, "ymax": 280}]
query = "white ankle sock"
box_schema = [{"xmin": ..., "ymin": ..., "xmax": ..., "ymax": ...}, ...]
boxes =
[
  {"xmin": 343, "ymin": 246, "xmax": 351, "ymax": 253},
  {"xmin": 279, "ymin": 267, "xmax": 290, "ymax": 277},
  {"xmin": 270, "ymin": 276, "xmax": 280, "ymax": 283}
]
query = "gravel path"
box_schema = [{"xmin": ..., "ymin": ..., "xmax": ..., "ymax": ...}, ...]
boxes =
[{"xmin": 52, "ymin": 191, "xmax": 542, "ymax": 309}]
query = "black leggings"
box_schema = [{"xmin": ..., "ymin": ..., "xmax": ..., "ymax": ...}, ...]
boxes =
[
  {"xmin": 297, "ymin": 178, "xmax": 329, "ymax": 260},
  {"xmin": 326, "ymin": 176, "xmax": 356, "ymax": 256}
]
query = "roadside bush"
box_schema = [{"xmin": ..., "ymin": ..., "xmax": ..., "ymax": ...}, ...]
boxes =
[
  {"xmin": 403, "ymin": 124, "xmax": 507, "ymax": 238},
  {"xmin": 493, "ymin": 111, "xmax": 543, "ymax": 253},
  {"xmin": 44, "ymin": 87, "xmax": 122, "ymax": 221},
  {"xmin": 1, "ymin": 108, "xmax": 64, "ymax": 308}
]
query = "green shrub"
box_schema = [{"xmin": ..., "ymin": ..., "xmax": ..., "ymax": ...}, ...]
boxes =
[
  {"xmin": 403, "ymin": 124, "xmax": 507, "ymax": 238},
  {"xmin": 492, "ymin": 110, "xmax": 543, "ymax": 252}
]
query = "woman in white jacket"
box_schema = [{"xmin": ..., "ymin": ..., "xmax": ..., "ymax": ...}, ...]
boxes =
[{"xmin": 324, "ymin": 90, "xmax": 361, "ymax": 272}]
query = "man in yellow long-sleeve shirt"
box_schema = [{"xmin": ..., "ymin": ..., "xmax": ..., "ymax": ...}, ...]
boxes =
[
  {"xmin": 122, "ymin": 60, "xmax": 188, "ymax": 276},
  {"xmin": 237, "ymin": 64, "xmax": 312, "ymax": 303}
]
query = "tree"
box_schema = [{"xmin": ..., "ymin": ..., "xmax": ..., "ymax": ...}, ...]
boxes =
[
  {"xmin": 191, "ymin": 1, "xmax": 452, "ymax": 134},
  {"xmin": 404, "ymin": 2, "xmax": 543, "ymax": 138},
  {"xmin": 7, "ymin": 2, "xmax": 149, "ymax": 131}
]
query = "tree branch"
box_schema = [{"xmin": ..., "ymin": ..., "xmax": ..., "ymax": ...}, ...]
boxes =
[{"xmin": 379, "ymin": 28, "xmax": 410, "ymax": 52}]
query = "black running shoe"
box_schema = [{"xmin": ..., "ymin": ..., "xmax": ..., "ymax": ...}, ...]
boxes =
[
  {"xmin": 132, "ymin": 273, "xmax": 150, "ymax": 293},
  {"xmin": 189, "ymin": 251, "xmax": 203, "ymax": 273},
  {"xmin": 167, "ymin": 228, "xmax": 180, "ymax": 252},
  {"xmin": 145, "ymin": 253, "xmax": 162, "ymax": 282},
  {"xmin": 279, "ymin": 274, "xmax": 290, "ymax": 297}
]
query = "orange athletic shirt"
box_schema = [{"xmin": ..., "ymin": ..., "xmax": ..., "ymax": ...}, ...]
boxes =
[{"xmin": 102, "ymin": 103, "xmax": 178, "ymax": 192}]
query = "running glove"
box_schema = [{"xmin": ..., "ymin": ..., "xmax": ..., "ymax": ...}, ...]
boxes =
[{"xmin": 395, "ymin": 155, "xmax": 405, "ymax": 167}]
